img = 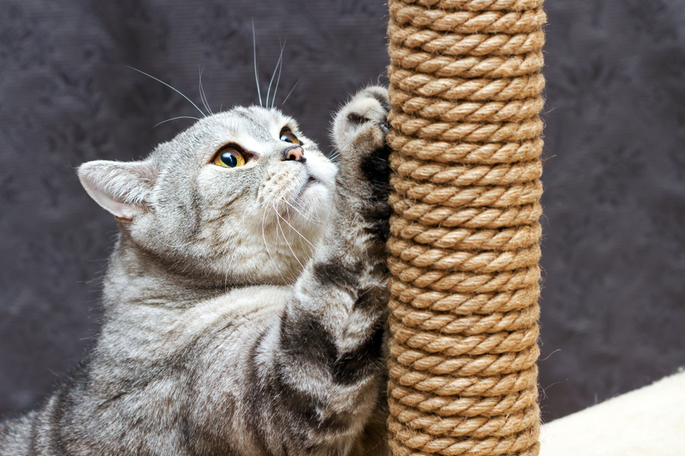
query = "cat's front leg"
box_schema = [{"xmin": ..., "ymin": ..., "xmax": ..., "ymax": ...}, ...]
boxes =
[{"xmin": 258, "ymin": 87, "xmax": 391, "ymax": 456}]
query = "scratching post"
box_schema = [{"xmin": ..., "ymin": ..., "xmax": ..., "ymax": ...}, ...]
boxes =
[{"xmin": 385, "ymin": 1, "xmax": 546, "ymax": 455}]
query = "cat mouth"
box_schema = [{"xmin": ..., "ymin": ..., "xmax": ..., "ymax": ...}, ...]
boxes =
[{"xmin": 296, "ymin": 176, "xmax": 317, "ymax": 199}]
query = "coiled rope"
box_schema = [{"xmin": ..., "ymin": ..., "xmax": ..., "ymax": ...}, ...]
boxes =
[{"xmin": 385, "ymin": 1, "xmax": 546, "ymax": 455}]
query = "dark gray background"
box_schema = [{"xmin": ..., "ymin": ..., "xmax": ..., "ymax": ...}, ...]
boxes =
[{"xmin": 0, "ymin": 0, "xmax": 683, "ymax": 423}]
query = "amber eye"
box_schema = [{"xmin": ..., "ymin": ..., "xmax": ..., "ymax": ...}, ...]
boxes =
[
  {"xmin": 213, "ymin": 148, "xmax": 246, "ymax": 168},
  {"xmin": 279, "ymin": 128, "xmax": 301, "ymax": 145}
]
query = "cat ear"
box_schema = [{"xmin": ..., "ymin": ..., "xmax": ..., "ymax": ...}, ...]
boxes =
[{"xmin": 78, "ymin": 159, "xmax": 157, "ymax": 220}]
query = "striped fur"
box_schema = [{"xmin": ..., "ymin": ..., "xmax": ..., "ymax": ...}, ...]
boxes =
[{"xmin": 0, "ymin": 87, "xmax": 391, "ymax": 455}]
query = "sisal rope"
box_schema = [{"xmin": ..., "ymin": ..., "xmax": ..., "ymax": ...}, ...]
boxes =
[{"xmin": 385, "ymin": 0, "xmax": 546, "ymax": 455}]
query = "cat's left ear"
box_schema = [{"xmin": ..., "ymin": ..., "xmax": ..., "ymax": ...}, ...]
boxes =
[{"xmin": 78, "ymin": 159, "xmax": 157, "ymax": 220}]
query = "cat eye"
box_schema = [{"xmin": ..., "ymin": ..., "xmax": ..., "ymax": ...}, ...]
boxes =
[
  {"xmin": 279, "ymin": 128, "xmax": 301, "ymax": 145},
  {"xmin": 213, "ymin": 148, "xmax": 246, "ymax": 168}
]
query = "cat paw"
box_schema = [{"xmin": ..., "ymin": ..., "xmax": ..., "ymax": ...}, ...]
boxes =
[
  {"xmin": 331, "ymin": 87, "xmax": 391, "ymax": 229},
  {"xmin": 332, "ymin": 86, "xmax": 390, "ymax": 159}
]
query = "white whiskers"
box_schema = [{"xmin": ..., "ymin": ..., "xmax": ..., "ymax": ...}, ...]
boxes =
[
  {"xmin": 252, "ymin": 20, "xmax": 263, "ymax": 108},
  {"xmin": 266, "ymin": 42, "xmax": 286, "ymax": 109},
  {"xmin": 281, "ymin": 78, "xmax": 301, "ymax": 107},
  {"xmin": 274, "ymin": 202, "xmax": 316, "ymax": 249},
  {"xmin": 198, "ymin": 68, "xmax": 213, "ymax": 115},
  {"xmin": 274, "ymin": 205, "xmax": 305, "ymax": 272},
  {"xmin": 252, "ymin": 24, "xmax": 300, "ymax": 109},
  {"xmin": 277, "ymin": 195, "xmax": 324, "ymax": 227},
  {"xmin": 261, "ymin": 205, "xmax": 287, "ymax": 283},
  {"xmin": 128, "ymin": 66, "xmax": 207, "ymax": 118},
  {"xmin": 153, "ymin": 116, "xmax": 201, "ymax": 128}
]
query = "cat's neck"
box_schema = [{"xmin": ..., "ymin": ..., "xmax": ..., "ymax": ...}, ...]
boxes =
[{"xmin": 102, "ymin": 229, "xmax": 226, "ymax": 310}]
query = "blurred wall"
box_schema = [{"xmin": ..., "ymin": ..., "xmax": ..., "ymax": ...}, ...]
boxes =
[{"xmin": 0, "ymin": 0, "xmax": 683, "ymax": 423}]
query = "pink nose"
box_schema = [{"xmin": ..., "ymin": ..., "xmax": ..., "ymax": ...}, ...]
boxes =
[{"xmin": 284, "ymin": 146, "xmax": 305, "ymax": 163}]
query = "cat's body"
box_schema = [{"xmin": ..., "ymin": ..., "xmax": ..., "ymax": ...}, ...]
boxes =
[{"xmin": 0, "ymin": 87, "xmax": 391, "ymax": 456}]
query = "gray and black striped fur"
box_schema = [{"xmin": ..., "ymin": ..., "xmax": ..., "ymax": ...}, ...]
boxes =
[{"xmin": 0, "ymin": 86, "xmax": 391, "ymax": 455}]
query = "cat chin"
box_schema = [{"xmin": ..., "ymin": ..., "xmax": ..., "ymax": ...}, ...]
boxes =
[
  {"xmin": 298, "ymin": 179, "xmax": 327, "ymax": 202},
  {"xmin": 292, "ymin": 181, "xmax": 332, "ymax": 225}
]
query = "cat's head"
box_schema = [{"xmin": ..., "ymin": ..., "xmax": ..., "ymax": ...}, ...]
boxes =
[{"xmin": 78, "ymin": 107, "xmax": 337, "ymax": 286}]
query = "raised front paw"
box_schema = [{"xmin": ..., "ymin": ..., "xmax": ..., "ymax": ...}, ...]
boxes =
[
  {"xmin": 332, "ymin": 86, "xmax": 390, "ymax": 159},
  {"xmin": 331, "ymin": 87, "xmax": 391, "ymax": 239}
]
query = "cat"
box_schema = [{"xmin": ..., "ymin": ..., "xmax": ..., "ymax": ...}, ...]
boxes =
[{"xmin": 0, "ymin": 85, "xmax": 392, "ymax": 456}]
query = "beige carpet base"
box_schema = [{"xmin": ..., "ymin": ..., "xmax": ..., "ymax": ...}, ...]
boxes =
[{"xmin": 540, "ymin": 371, "xmax": 685, "ymax": 456}]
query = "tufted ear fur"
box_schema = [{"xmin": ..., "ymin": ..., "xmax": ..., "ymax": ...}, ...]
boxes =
[{"xmin": 78, "ymin": 159, "xmax": 157, "ymax": 220}]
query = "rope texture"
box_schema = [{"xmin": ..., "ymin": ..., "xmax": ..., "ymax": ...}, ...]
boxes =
[{"xmin": 386, "ymin": 0, "xmax": 545, "ymax": 454}]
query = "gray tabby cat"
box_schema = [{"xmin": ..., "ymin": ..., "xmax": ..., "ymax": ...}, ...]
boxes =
[{"xmin": 0, "ymin": 86, "xmax": 391, "ymax": 456}]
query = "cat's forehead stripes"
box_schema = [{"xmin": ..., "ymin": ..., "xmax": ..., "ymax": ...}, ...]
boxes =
[
  {"xmin": 224, "ymin": 109, "xmax": 274, "ymax": 142},
  {"xmin": 188, "ymin": 107, "xmax": 302, "ymax": 156},
  {"xmin": 227, "ymin": 106, "xmax": 297, "ymax": 136}
]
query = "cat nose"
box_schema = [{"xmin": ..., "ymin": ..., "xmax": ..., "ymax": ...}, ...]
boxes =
[{"xmin": 283, "ymin": 146, "xmax": 306, "ymax": 163}]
